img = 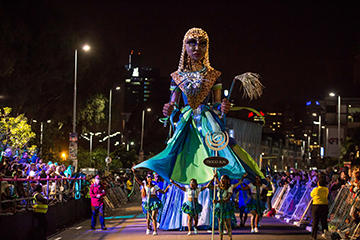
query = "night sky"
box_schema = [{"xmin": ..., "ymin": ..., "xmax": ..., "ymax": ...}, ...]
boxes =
[{"xmin": 52, "ymin": 1, "xmax": 360, "ymax": 109}]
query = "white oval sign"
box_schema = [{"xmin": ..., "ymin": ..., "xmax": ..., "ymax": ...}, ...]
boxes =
[{"xmin": 105, "ymin": 157, "xmax": 112, "ymax": 164}]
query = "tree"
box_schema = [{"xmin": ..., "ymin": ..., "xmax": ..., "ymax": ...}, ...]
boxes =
[
  {"xmin": 110, "ymin": 145, "xmax": 138, "ymax": 169},
  {"xmin": 0, "ymin": 107, "xmax": 36, "ymax": 153},
  {"xmin": 77, "ymin": 146, "xmax": 108, "ymax": 171},
  {"xmin": 78, "ymin": 94, "xmax": 107, "ymax": 134}
]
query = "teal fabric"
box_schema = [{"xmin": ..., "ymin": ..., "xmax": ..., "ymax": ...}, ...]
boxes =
[{"xmin": 134, "ymin": 105, "xmax": 246, "ymax": 184}]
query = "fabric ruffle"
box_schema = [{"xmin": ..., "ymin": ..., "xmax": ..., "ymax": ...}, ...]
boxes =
[
  {"xmin": 246, "ymin": 198, "xmax": 266, "ymax": 214},
  {"xmin": 144, "ymin": 197, "xmax": 163, "ymax": 211},
  {"xmin": 214, "ymin": 202, "xmax": 234, "ymax": 219},
  {"xmin": 181, "ymin": 200, "xmax": 203, "ymax": 216}
]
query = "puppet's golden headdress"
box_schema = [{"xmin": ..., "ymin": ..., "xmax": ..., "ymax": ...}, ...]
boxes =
[{"xmin": 177, "ymin": 28, "xmax": 212, "ymax": 72}]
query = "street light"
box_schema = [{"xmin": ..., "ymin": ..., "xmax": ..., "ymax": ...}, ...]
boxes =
[
  {"xmin": 72, "ymin": 44, "xmax": 90, "ymax": 172},
  {"xmin": 329, "ymin": 92, "xmax": 341, "ymax": 166},
  {"xmin": 62, "ymin": 152, "xmax": 67, "ymax": 161},
  {"xmin": 81, "ymin": 132, "xmax": 101, "ymax": 168},
  {"xmin": 140, "ymin": 108, "xmax": 151, "ymax": 152},
  {"xmin": 107, "ymin": 87, "xmax": 121, "ymax": 157},
  {"xmin": 73, "ymin": 45, "xmax": 90, "ymax": 133}
]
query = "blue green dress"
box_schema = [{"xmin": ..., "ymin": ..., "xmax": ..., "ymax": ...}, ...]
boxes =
[{"xmin": 134, "ymin": 69, "xmax": 263, "ymax": 230}]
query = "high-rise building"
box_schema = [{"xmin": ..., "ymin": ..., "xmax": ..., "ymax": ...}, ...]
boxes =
[{"xmin": 124, "ymin": 51, "xmax": 160, "ymax": 114}]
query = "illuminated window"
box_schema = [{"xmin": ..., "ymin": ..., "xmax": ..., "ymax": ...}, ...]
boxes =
[
  {"xmin": 270, "ymin": 113, "xmax": 276, "ymax": 116},
  {"xmin": 278, "ymin": 113, "xmax": 282, "ymax": 115},
  {"xmin": 272, "ymin": 128, "xmax": 275, "ymax": 131},
  {"xmin": 277, "ymin": 122, "xmax": 281, "ymax": 124},
  {"xmin": 132, "ymin": 67, "xmax": 139, "ymax": 77},
  {"xmin": 125, "ymin": 79, "xmax": 131, "ymax": 82},
  {"xmin": 273, "ymin": 122, "xmax": 276, "ymax": 125}
]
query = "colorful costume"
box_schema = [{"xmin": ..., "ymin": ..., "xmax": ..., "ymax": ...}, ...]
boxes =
[
  {"xmin": 143, "ymin": 185, "xmax": 163, "ymax": 211},
  {"xmin": 246, "ymin": 183, "xmax": 267, "ymax": 215},
  {"xmin": 181, "ymin": 186, "xmax": 203, "ymax": 216},
  {"xmin": 134, "ymin": 28, "xmax": 264, "ymax": 230},
  {"xmin": 215, "ymin": 185, "xmax": 235, "ymax": 219}
]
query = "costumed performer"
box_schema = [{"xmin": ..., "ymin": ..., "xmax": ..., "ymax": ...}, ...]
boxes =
[
  {"xmin": 132, "ymin": 168, "xmax": 171, "ymax": 235},
  {"xmin": 210, "ymin": 173, "xmax": 247, "ymax": 240},
  {"xmin": 133, "ymin": 27, "xmax": 264, "ymax": 230},
  {"xmin": 240, "ymin": 175, "xmax": 268, "ymax": 233},
  {"xmin": 169, "ymin": 173, "xmax": 216, "ymax": 235}
]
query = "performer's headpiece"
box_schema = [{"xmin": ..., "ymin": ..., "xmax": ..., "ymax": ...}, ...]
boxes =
[{"xmin": 178, "ymin": 27, "xmax": 212, "ymax": 72}]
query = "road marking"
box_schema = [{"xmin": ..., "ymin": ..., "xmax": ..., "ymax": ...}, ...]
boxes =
[
  {"xmin": 76, "ymin": 226, "xmax": 82, "ymax": 229},
  {"xmin": 55, "ymin": 237, "xmax": 62, "ymax": 240}
]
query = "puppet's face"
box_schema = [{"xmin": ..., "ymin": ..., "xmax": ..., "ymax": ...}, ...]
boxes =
[{"xmin": 185, "ymin": 36, "xmax": 207, "ymax": 61}]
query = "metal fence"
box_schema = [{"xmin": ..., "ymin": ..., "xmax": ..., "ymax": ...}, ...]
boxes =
[
  {"xmin": 103, "ymin": 182, "xmax": 141, "ymax": 212},
  {"xmin": 0, "ymin": 176, "xmax": 85, "ymax": 214},
  {"xmin": 270, "ymin": 183, "xmax": 360, "ymax": 239},
  {"xmin": 1, "ymin": 176, "xmax": 141, "ymax": 215}
]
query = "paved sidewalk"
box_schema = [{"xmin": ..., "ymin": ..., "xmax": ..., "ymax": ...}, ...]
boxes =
[{"xmin": 49, "ymin": 200, "xmax": 312, "ymax": 240}]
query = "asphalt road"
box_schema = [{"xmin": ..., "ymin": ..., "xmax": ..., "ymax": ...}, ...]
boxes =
[{"xmin": 48, "ymin": 200, "xmax": 313, "ymax": 240}]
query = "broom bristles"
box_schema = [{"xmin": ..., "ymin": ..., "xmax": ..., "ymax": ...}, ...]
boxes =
[{"xmin": 234, "ymin": 72, "xmax": 264, "ymax": 100}]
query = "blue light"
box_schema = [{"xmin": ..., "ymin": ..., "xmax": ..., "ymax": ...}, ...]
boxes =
[
  {"xmin": 229, "ymin": 129, "xmax": 234, "ymax": 138},
  {"xmin": 316, "ymin": 101, "xmax": 320, "ymax": 105},
  {"xmin": 320, "ymin": 147, "xmax": 324, "ymax": 157},
  {"xmin": 306, "ymin": 101, "xmax": 311, "ymax": 106},
  {"xmin": 114, "ymin": 214, "xmax": 135, "ymax": 219}
]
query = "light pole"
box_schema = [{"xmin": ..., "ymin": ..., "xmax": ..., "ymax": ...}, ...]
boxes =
[
  {"xmin": 81, "ymin": 132, "xmax": 101, "ymax": 168},
  {"xmin": 32, "ymin": 119, "xmax": 51, "ymax": 156},
  {"xmin": 72, "ymin": 45, "xmax": 90, "ymax": 172},
  {"xmin": 107, "ymin": 87, "xmax": 121, "ymax": 157},
  {"xmin": 140, "ymin": 108, "xmax": 151, "ymax": 153},
  {"xmin": 330, "ymin": 92, "xmax": 341, "ymax": 167},
  {"xmin": 313, "ymin": 115, "xmax": 322, "ymax": 161}
]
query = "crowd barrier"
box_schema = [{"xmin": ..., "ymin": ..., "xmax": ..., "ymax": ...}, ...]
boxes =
[
  {"xmin": 104, "ymin": 182, "xmax": 141, "ymax": 212},
  {"xmin": 0, "ymin": 176, "xmax": 141, "ymax": 239},
  {"xmin": 271, "ymin": 183, "xmax": 360, "ymax": 239},
  {"xmin": 0, "ymin": 175, "xmax": 86, "ymax": 213}
]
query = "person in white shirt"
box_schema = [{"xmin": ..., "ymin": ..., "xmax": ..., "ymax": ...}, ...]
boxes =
[
  {"xmin": 170, "ymin": 175, "xmax": 215, "ymax": 235},
  {"xmin": 132, "ymin": 168, "xmax": 171, "ymax": 235},
  {"xmin": 240, "ymin": 175, "xmax": 268, "ymax": 233},
  {"xmin": 210, "ymin": 173, "xmax": 245, "ymax": 240}
]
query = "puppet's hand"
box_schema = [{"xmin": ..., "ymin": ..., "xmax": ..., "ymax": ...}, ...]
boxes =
[
  {"xmin": 163, "ymin": 102, "xmax": 175, "ymax": 116},
  {"xmin": 221, "ymin": 98, "xmax": 231, "ymax": 114}
]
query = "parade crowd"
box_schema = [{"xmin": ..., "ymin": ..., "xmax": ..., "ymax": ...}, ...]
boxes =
[
  {"xmin": 0, "ymin": 149, "xmax": 136, "ymax": 214},
  {"xmin": 2, "ymin": 147, "xmax": 358, "ymax": 240}
]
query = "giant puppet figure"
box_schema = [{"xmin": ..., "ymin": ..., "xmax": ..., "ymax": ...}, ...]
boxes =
[{"xmin": 134, "ymin": 27, "xmax": 264, "ymax": 230}]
